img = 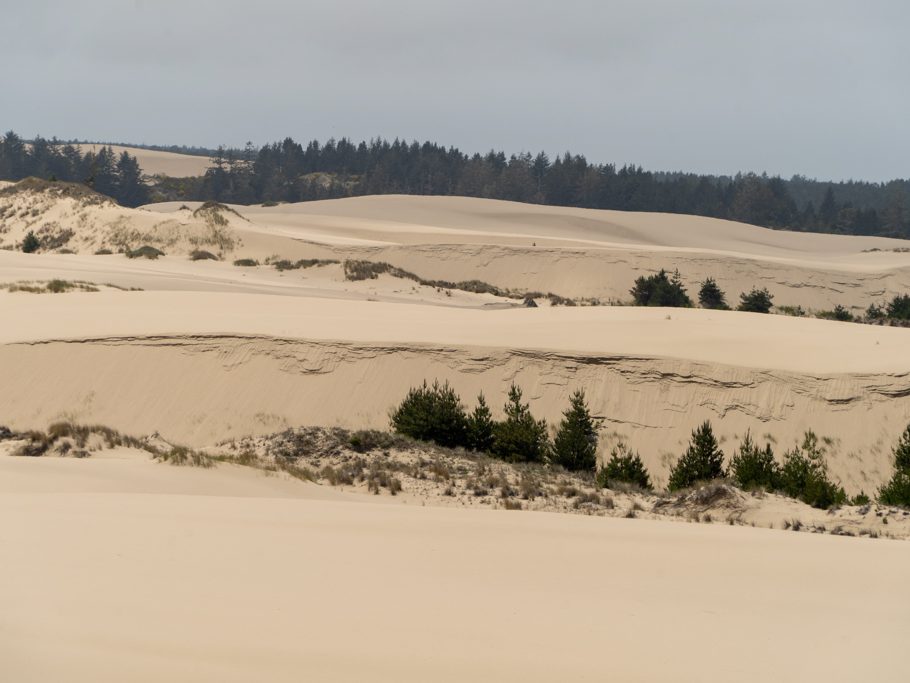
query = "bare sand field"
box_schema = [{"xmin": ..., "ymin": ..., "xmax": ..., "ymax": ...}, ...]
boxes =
[{"xmin": 2, "ymin": 450, "xmax": 908, "ymax": 683}]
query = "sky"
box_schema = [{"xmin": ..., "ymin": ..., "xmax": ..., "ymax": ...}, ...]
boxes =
[{"xmin": 3, "ymin": 0, "xmax": 907, "ymax": 181}]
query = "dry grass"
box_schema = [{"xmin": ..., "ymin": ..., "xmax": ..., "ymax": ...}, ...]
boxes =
[{"xmin": 0, "ymin": 279, "xmax": 100, "ymax": 294}]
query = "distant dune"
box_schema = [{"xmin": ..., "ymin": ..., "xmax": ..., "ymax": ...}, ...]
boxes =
[{"xmin": 75, "ymin": 144, "xmax": 211, "ymax": 177}]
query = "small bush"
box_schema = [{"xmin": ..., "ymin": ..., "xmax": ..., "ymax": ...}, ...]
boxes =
[
  {"xmin": 551, "ymin": 389, "xmax": 601, "ymax": 472},
  {"xmin": 390, "ymin": 380, "xmax": 468, "ymax": 448},
  {"xmin": 348, "ymin": 429, "xmax": 397, "ymax": 453},
  {"xmin": 729, "ymin": 431, "xmax": 779, "ymax": 490},
  {"xmin": 668, "ymin": 421, "xmax": 725, "ymax": 491},
  {"xmin": 94, "ymin": 248, "xmax": 113, "ymax": 255},
  {"xmin": 698, "ymin": 277, "xmax": 729, "ymax": 310},
  {"xmin": 233, "ymin": 258, "xmax": 259, "ymax": 267},
  {"xmin": 22, "ymin": 231, "xmax": 40, "ymax": 253},
  {"xmin": 886, "ymin": 294, "xmax": 910, "ymax": 320},
  {"xmin": 189, "ymin": 249, "xmax": 218, "ymax": 261},
  {"xmin": 737, "ymin": 287, "xmax": 774, "ymax": 313},
  {"xmin": 817, "ymin": 304, "xmax": 853, "ymax": 322},
  {"xmin": 154, "ymin": 446, "xmax": 213, "ymax": 468},
  {"xmin": 866, "ymin": 302, "xmax": 886, "ymax": 321},
  {"xmin": 630, "ymin": 269, "xmax": 692, "ymax": 307},
  {"xmin": 596, "ymin": 442, "xmax": 652, "ymax": 490},
  {"xmin": 13, "ymin": 432, "xmax": 51, "ymax": 457},
  {"xmin": 126, "ymin": 245, "xmax": 164, "ymax": 259},
  {"xmin": 491, "ymin": 384, "xmax": 550, "ymax": 463},
  {"xmin": 46, "ymin": 279, "xmax": 72, "ymax": 293},
  {"xmin": 851, "ymin": 491, "xmax": 871, "ymax": 506},
  {"xmin": 777, "ymin": 305, "xmax": 805, "ymax": 317}
]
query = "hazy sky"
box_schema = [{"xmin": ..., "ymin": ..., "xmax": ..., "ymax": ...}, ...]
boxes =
[{"xmin": 3, "ymin": 1, "xmax": 906, "ymax": 181}]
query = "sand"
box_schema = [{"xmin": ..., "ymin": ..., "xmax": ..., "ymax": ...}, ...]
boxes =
[
  {"xmin": 75, "ymin": 144, "xmax": 211, "ymax": 177},
  {"xmin": 1, "ymin": 289, "xmax": 908, "ymax": 491},
  {"xmin": 3, "ymin": 187, "xmax": 910, "ymax": 679},
  {"xmin": 1, "ymin": 451, "xmax": 908, "ymax": 683}
]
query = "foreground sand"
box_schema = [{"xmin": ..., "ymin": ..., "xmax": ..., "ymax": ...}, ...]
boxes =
[{"xmin": 2, "ymin": 452, "xmax": 908, "ymax": 683}]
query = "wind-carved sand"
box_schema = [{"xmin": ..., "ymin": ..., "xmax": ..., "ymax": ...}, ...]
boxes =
[{"xmin": 3, "ymin": 185, "xmax": 910, "ymax": 681}]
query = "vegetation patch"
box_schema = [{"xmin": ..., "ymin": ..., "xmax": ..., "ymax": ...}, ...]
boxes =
[
  {"xmin": 126, "ymin": 245, "xmax": 165, "ymax": 259},
  {"xmin": 189, "ymin": 249, "xmax": 219, "ymax": 261}
]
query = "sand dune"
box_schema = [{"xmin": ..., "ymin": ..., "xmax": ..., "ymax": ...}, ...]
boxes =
[
  {"xmin": 0, "ymin": 180, "xmax": 242, "ymax": 256},
  {"xmin": 75, "ymin": 144, "xmax": 211, "ymax": 177},
  {"xmin": 2, "ymin": 451, "xmax": 908, "ymax": 683},
  {"xmin": 146, "ymin": 195, "xmax": 910, "ymax": 309},
  {"xmin": 2, "ymin": 291, "xmax": 908, "ymax": 491},
  {"xmin": 3, "ymin": 188, "xmax": 910, "ymax": 680}
]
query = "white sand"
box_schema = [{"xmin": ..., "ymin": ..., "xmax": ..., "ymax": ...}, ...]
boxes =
[{"xmin": 2, "ymin": 452, "xmax": 908, "ymax": 683}]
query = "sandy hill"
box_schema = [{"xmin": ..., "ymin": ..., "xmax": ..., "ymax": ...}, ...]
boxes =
[
  {"xmin": 76, "ymin": 144, "xmax": 211, "ymax": 177},
  {"xmin": 0, "ymin": 179, "xmax": 242, "ymax": 256},
  {"xmin": 148, "ymin": 195, "xmax": 910, "ymax": 310},
  {"xmin": 2, "ymin": 289, "xmax": 909, "ymax": 493},
  {"xmin": 3, "ymin": 189, "xmax": 910, "ymax": 681}
]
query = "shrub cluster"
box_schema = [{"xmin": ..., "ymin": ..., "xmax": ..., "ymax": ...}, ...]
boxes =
[
  {"xmin": 630, "ymin": 269, "xmax": 692, "ymax": 307},
  {"xmin": 126, "ymin": 245, "xmax": 165, "ymax": 259},
  {"xmin": 671, "ymin": 424, "xmax": 847, "ymax": 508},
  {"xmin": 666, "ymin": 272, "xmax": 910, "ymax": 324},
  {"xmin": 391, "ymin": 382, "xmax": 603, "ymax": 471},
  {"xmin": 390, "ymin": 382, "xmax": 910, "ymax": 509}
]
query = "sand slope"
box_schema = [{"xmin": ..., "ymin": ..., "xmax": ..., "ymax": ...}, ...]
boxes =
[
  {"xmin": 2, "ymin": 291, "xmax": 908, "ymax": 491},
  {"xmin": 146, "ymin": 195, "xmax": 910, "ymax": 309},
  {"xmin": 2, "ymin": 452, "xmax": 908, "ymax": 683},
  {"xmin": 76, "ymin": 144, "xmax": 211, "ymax": 177}
]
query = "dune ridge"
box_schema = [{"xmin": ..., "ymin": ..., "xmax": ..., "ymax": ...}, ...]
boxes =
[{"xmin": 3, "ymin": 330, "xmax": 907, "ymax": 492}]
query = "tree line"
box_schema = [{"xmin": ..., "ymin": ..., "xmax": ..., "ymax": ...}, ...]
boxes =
[
  {"xmin": 193, "ymin": 136, "xmax": 910, "ymax": 238},
  {"xmin": 390, "ymin": 380, "xmax": 910, "ymax": 510},
  {"xmin": 3, "ymin": 131, "xmax": 909, "ymax": 238},
  {"xmin": 0, "ymin": 132, "xmax": 148, "ymax": 206}
]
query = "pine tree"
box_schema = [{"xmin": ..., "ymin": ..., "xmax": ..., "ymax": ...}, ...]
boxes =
[
  {"xmin": 466, "ymin": 393, "xmax": 495, "ymax": 453},
  {"xmin": 552, "ymin": 389, "xmax": 601, "ymax": 472},
  {"xmin": 728, "ymin": 431, "xmax": 779, "ymax": 490},
  {"xmin": 390, "ymin": 380, "xmax": 468, "ymax": 448},
  {"xmin": 596, "ymin": 442, "xmax": 652, "ymax": 490},
  {"xmin": 630, "ymin": 269, "xmax": 692, "ymax": 307},
  {"xmin": 491, "ymin": 384, "xmax": 549, "ymax": 463},
  {"xmin": 737, "ymin": 287, "xmax": 774, "ymax": 313},
  {"xmin": 879, "ymin": 423, "xmax": 910, "ymax": 506},
  {"xmin": 698, "ymin": 277, "xmax": 729, "ymax": 310},
  {"xmin": 22, "ymin": 231, "xmax": 40, "ymax": 253},
  {"xmin": 668, "ymin": 421, "xmax": 725, "ymax": 491},
  {"xmin": 779, "ymin": 432, "xmax": 846, "ymax": 509}
]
